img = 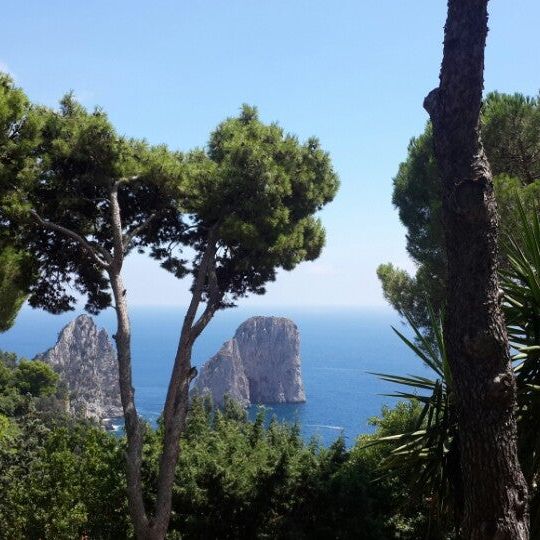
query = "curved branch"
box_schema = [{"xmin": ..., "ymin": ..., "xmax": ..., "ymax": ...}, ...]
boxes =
[
  {"xmin": 122, "ymin": 210, "xmax": 164, "ymax": 250},
  {"xmin": 116, "ymin": 175, "xmax": 140, "ymax": 186},
  {"xmin": 190, "ymin": 254, "xmax": 222, "ymax": 340},
  {"xmin": 181, "ymin": 225, "xmax": 220, "ymax": 337},
  {"xmin": 30, "ymin": 210, "xmax": 112, "ymax": 269}
]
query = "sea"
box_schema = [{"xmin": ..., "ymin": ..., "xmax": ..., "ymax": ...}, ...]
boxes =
[{"xmin": 0, "ymin": 306, "xmax": 423, "ymax": 447}]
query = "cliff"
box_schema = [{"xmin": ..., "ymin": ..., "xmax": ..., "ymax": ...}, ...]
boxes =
[
  {"xmin": 192, "ymin": 316, "xmax": 306, "ymax": 406},
  {"xmin": 35, "ymin": 315, "xmax": 123, "ymax": 421}
]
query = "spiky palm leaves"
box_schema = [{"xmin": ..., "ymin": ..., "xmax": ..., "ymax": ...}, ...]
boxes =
[
  {"xmin": 370, "ymin": 309, "xmax": 460, "ymax": 530},
  {"xmin": 372, "ymin": 198, "xmax": 540, "ymax": 535},
  {"xmin": 501, "ymin": 198, "xmax": 540, "ymax": 533}
]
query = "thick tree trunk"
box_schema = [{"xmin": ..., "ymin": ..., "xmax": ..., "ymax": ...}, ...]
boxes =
[
  {"xmin": 109, "ymin": 271, "xmax": 153, "ymax": 539},
  {"xmin": 108, "ymin": 182, "xmax": 155, "ymax": 539},
  {"xmin": 150, "ymin": 232, "xmax": 220, "ymax": 537},
  {"xmin": 150, "ymin": 337, "xmax": 195, "ymax": 538},
  {"xmin": 424, "ymin": 1, "xmax": 529, "ymax": 537}
]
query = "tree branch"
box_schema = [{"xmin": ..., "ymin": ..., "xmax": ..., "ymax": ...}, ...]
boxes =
[
  {"xmin": 151, "ymin": 226, "xmax": 221, "ymax": 536},
  {"xmin": 109, "ymin": 182, "xmax": 125, "ymax": 271},
  {"xmin": 190, "ymin": 254, "xmax": 222, "ymax": 340},
  {"xmin": 181, "ymin": 226, "xmax": 220, "ymax": 338},
  {"xmin": 116, "ymin": 175, "xmax": 140, "ymax": 186},
  {"xmin": 31, "ymin": 210, "xmax": 112, "ymax": 269},
  {"xmin": 122, "ymin": 211, "xmax": 164, "ymax": 250}
]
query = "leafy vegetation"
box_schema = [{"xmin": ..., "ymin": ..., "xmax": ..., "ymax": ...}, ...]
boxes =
[
  {"xmin": 502, "ymin": 199, "xmax": 540, "ymax": 534},
  {"xmin": 0, "ymin": 348, "xmax": 449, "ymax": 539},
  {"xmin": 1, "ymin": 43, "xmax": 538, "ymax": 539},
  {"xmin": 378, "ymin": 92, "xmax": 540, "ymax": 331},
  {"xmin": 0, "ymin": 387, "xmax": 439, "ymax": 540},
  {"xmin": 371, "ymin": 199, "xmax": 540, "ymax": 537},
  {"xmin": 0, "ymin": 350, "xmax": 64, "ymax": 418},
  {"xmin": 0, "ymin": 74, "xmax": 43, "ymax": 331},
  {"xmin": 0, "ymin": 74, "xmax": 339, "ymax": 538},
  {"xmin": 370, "ymin": 309, "xmax": 459, "ymax": 535}
]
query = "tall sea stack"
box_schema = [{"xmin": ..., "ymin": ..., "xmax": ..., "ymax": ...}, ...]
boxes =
[
  {"xmin": 35, "ymin": 315, "xmax": 123, "ymax": 421},
  {"xmin": 192, "ymin": 316, "xmax": 306, "ymax": 406}
]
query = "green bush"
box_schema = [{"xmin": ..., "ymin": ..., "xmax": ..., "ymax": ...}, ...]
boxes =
[{"xmin": 0, "ymin": 394, "xmax": 432, "ymax": 539}]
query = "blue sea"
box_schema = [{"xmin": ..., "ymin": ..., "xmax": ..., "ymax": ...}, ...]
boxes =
[{"xmin": 0, "ymin": 306, "xmax": 422, "ymax": 446}]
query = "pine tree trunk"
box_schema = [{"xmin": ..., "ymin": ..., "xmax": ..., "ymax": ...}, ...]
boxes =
[
  {"xmin": 108, "ymin": 183, "xmax": 155, "ymax": 539},
  {"xmin": 109, "ymin": 271, "xmax": 153, "ymax": 539},
  {"xmin": 424, "ymin": 1, "xmax": 529, "ymax": 537}
]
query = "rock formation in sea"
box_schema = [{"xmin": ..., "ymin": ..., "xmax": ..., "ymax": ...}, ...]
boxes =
[
  {"xmin": 35, "ymin": 314, "xmax": 123, "ymax": 422},
  {"xmin": 192, "ymin": 316, "xmax": 306, "ymax": 407}
]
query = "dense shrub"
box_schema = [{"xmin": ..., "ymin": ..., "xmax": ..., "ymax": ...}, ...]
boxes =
[{"xmin": 0, "ymin": 387, "xmax": 433, "ymax": 539}]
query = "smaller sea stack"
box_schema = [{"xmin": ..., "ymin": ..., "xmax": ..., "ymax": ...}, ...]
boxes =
[{"xmin": 192, "ymin": 316, "xmax": 306, "ymax": 406}]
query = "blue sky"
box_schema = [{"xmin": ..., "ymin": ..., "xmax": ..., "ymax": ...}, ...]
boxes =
[{"xmin": 2, "ymin": 1, "xmax": 539, "ymax": 307}]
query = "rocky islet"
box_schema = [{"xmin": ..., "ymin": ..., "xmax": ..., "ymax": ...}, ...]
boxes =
[{"xmin": 192, "ymin": 316, "xmax": 306, "ymax": 407}]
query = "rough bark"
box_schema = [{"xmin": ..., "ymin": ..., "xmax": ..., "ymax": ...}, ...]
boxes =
[{"xmin": 424, "ymin": 1, "xmax": 529, "ymax": 537}]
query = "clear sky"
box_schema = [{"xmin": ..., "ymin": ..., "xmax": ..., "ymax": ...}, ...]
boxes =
[{"xmin": 1, "ymin": 1, "xmax": 539, "ymax": 308}]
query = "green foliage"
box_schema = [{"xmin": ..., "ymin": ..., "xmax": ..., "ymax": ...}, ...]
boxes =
[
  {"xmin": 0, "ymin": 352, "xmax": 127, "ymax": 540},
  {"xmin": 369, "ymin": 310, "xmax": 458, "ymax": 537},
  {"xmin": 376, "ymin": 262, "xmax": 435, "ymax": 329},
  {"xmin": 0, "ymin": 356, "xmax": 14, "ymax": 389},
  {"xmin": 502, "ymin": 199, "xmax": 540, "ymax": 357},
  {"xmin": 375, "ymin": 204, "xmax": 540, "ymax": 535},
  {"xmin": 168, "ymin": 397, "xmax": 390, "ymax": 539},
  {"xmin": 4, "ymin": 94, "xmax": 338, "ymax": 317},
  {"xmin": 156, "ymin": 104, "xmax": 339, "ymax": 304},
  {"xmin": 0, "ymin": 351, "xmax": 63, "ymax": 417},
  {"xmin": 482, "ymin": 92, "xmax": 540, "ymax": 184},
  {"xmin": 0, "ymin": 413, "xmax": 18, "ymax": 443},
  {"xmin": 1, "ymin": 80, "xmax": 339, "ymax": 540},
  {"xmin": 377, "ymin": 123, "xmax": 446, "ymax": 329},
  {"xmin": 0, "ymin": 348, "xmax": 128, "ymax": 539},
  {"xmin": 0, "ymin": 72, "xmax": 45, "ymax": 203},
  {"xmin": 0, "ymin": 394, "xmax": 437, "ymax": 540},
  {"xmin": 13, "ymin": 360, "xmax": 59, "ymax": 397},
  {"xmin": 500, "ymin": 199, "xmax": 540, "ymax": 534},
  {"xmin": 356, "ymin": 401, "xmax": 446, "ymax": 539},
  {"xmin": 494, "ymin": 174, "xmax": 540, "ymax": 260},
  {"xmin": 3, "ymin": 93, "xmax": 186, "ymax": 314},
  {"xmin": 0, "ymin": 418, "xmax": 130, "ymax": 539},
  {"xmin": 0, "ymin": 247, "xmax": 33, "ymax": 331},
  {"xmin": 0, "ymin": 350, "xmax": 18, "ymax": 368},
  {"xmin": 378, "ymin": 91, "xmax": 540, "ymax": 330},
  {"xmin": 0, "ymin": 74, "xmax": 43, "ymax": 330}
]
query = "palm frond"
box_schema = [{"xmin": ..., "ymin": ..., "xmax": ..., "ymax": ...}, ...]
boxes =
[
  {"xmin": 501, "ymin": 196, "xmax": 540, "ymax": 497},
  {"xmin": 368, "ymin": 308, "xmax": 459, "ymax": 522}
]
